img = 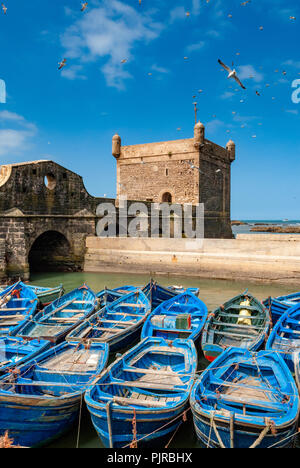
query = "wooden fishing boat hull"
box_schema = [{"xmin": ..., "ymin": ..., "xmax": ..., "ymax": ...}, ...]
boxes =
[
  {"xmin": 143, "ymin": 282, "xmax": 199, "ymax": 310},
  {"xmin": 0, "ymin": 283, "xmax": 38, "ymax": 337},
  {"xmin": 202, "ymin": 291, "xmax": 270, "ymax": 362},
  {"xmin": 87, "ymin": 398, "xmax": 189, "ymax": 448},
  {"xmin": 263, "ymin": 293, "xmax": 300, "ymax": 326},
  {"xmin": 67, "ymin": 289, "xmax": 151, "ymax": 352},
  {"xmin": 10, "ymin": 285, "xmax": 97, "ymax": 344},
  {"xmin": 0, "ymin": 340, "xmax": 109, "ymax": 447},
  {"xmin": 141, "ymin": 292, "xmax": 208, "ymax": 344},
  {"xmin": 190, "ymin": 348, "xmax": 299, "ymax": 449},
  {"xmin": 266, "ymin": 304, "xmax": 300, "ymax": 375},
  {"xmin": 0, "ymin": 337, "xmax": 50, "ymax": 375},
  {"xmin": 85, "ymin": 337, "xmax": 197, "ymax": 448},
  {"xmin": 27, "ymin": 284, "xmax": 64, "ymax": 307},
  {"xmin": 191, "ymin": 410, "xmax": 298, "ymax": 448},
  {"xmin": 0, "ymin": 392, "xmax": 81, "ymax": 447}
]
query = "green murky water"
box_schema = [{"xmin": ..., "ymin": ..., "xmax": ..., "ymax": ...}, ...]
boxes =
[{"xmin": 28, "ymin": 271, "xmax": 298, "ymax": 448}]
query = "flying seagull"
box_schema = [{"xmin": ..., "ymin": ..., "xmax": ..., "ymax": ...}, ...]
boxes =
[
  {"xmin": 218, "ymin": 59, "xmax": 246, "ymax": 89},
  {"xmin": 1, "ymin": 3, "xmax": 7, "ymax": 14},
  {"xmin": 58, "ymin": 59, "xmax": 67, "ymax": 70},
  {"xmin": 81, "ymin": 2, "xmax": 88, "ymax": 12}
]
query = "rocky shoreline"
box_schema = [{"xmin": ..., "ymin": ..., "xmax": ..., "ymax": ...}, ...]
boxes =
[{"xmin": 251, "ymin": 225, "xmax": 300, "ymax": 233}]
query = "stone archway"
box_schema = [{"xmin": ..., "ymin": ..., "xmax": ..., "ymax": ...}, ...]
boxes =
[{"xmin": 28, "ymin": 230, "xmax": 76, "ymax": 273}]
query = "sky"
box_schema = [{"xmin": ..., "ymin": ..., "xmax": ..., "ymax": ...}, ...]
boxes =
[{"xmin": 0, "ymin": 0, "xmax": 299, "ymax": 219}]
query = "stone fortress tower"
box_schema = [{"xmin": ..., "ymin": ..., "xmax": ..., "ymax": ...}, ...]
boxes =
[{"xmin": 112, "ymin": 121, "xmax": 235, "ymax": 238}]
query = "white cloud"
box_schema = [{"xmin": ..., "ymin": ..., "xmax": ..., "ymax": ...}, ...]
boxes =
[
  {"xmin": 0, "ymin": 112, "xmax": 37, "ymax": 156},
  {"xmin": 169, "ymin": 6, "xmax": 186, "ymax": 23},
  {"xmin": 61, "ymin": 65, "xmax": 87, "ymax": 80},
  {"xmin": 186, "ymin": 41, "xmax": 205, "ymax": 53},
  {"xmin": 206, "ymin": 119, "xmax": 225, "ymax": 134},
  {"xmin": 237, "ymin": 65, "xmax": 264, "ymax": 83},
  {"xmin": 220, "ymin": 91, "xmax": 235, "ymax": 100},
  {"xmin": 151, "ymin": 64, "xmax": 170, "ymax": 74},
  {"xmin": 61, "ymin": 0, "xmax": 162, "ymax": 89}
]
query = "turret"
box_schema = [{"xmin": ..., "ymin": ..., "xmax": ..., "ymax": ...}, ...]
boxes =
[
  {"xmin": 226, "ymin": 139, "xmax": 236, "ymax": 161},
  {"xmin": 194, "ymin": 121, "xmax": 205, "ymax": 148},
  {"xmin": 112, "ymin": 133, "xmax": 121, "ymax": 159}
]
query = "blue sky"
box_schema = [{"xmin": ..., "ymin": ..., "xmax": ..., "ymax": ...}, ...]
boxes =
[{"xmin": 0, "ymin": 0, "xmax": 299, "ymax": 219}]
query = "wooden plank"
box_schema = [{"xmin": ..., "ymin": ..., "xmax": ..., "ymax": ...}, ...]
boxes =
[
  {"xmin": 111, "ymin": 381, "xmax": 179, "ymax": 391},
  {"xmin": 218, "ymin": 312, "xmax": 264, "ymax": 321},
  {"xmin": 0, "ymin": 314, "xmax": 24, "ymax": 319},
  {"xmin": 98, "ymin": 319, "xmax": 136, "ymax": 326},
  {"xmin": 48, "ymin": 317, "xmax": 83, "ymax": 323},
  {"xmin": 124, "ymin": 367, "xmax": 179, "ymax": 377},
  {"xmin": 92, "ymin": 326, "xmax": 125, "ymax": 333},
  {"xmin": 213, "ymin": 330, "xmax": 257, "ymax": 339},
  {"xmin": 106, "ymin": 312, "xmax": 144, "ymax": 318},
  {"xmin": 212, "ymin": 321, "xmax": 264, "ymax": 331},
  {"xmin": 0, "ymin": 308, "xmax": 27, "ymax": 312},
  {"xmin": 118, "ymin": 303, "xmax": 144, "ymax": 308},
  {"xmin": 112, "ymin": 396, "xmax": 167, "ymax": 408}
]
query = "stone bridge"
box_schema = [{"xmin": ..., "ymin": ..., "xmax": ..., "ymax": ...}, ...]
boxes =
[{"xmin": 0, "ymin": 160, "xmax": 232, "ymax": 281}]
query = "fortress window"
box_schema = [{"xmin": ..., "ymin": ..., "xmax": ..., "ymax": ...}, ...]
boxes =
[
  {"xmin": 44, "ymin": 173, "xmax": 56, "ymax": 190},
  {"xmin": 162, "ymin": 192, "xmax": 172, "ymax": 203},
  {"xmin": 165, "ymin": 169, "xmax": 169, "ymax": 176}
]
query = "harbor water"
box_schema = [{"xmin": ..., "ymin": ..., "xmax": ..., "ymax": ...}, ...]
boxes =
[{"xmin": 28, "ymin": 271, "xmax": 299, "ymax": 448}]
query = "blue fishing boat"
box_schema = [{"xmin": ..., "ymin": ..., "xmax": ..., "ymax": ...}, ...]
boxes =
[
  {"xmin": 190, "ymin": 347, "xmax": 299, "ymax": 448},
  {"xmin": 27, "ymin": 284, "xmax": 64, "ymax": 307},
  {"xmin": 0, "ymin": 340, "xmax": 109, "ymax": 447},
  {"xmin": 266, "ymin": 303, "xmax": 300, "ymax": 375},
  {"xmin": 10, "ymin": 285, "xmax": 97, "ymax": 344},
  {"xmin": 202, "ymin": 291, "xmax": 270, "ymax": 362},
  {"xmin": 67, "ymin": 289, "xmax": 151, "ymax": 352},
  {"xmin": 141, "ymin": 292, "xmax": 208, "ymax": 343},
  {"xmin": 263, "ymin": 292, "xmax": 300, "ymax": 326},
  {"xmin": 143, "ymin": 280, "xmax": 199, "ymax": 310},
  {"xmin": 0, "ymin": 336, "xmax": 50, "ymax": 375},
  {"xmin": 85, "ymin": 337, "xmax": 197, "ymax": 448},
  {"xmin": 96, "ymin": 288, "xmax": 129, "ymax": 309},
  {"xmin": 0, "ymin": 282, "xmax": 38, "ymax": 337}
]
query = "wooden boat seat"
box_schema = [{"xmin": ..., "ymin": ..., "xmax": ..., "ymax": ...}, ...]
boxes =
[
  {"xmin": 48, "ymin": 317, "xmax": 83, "ymax": 323},
  {"xmin": 229, "ymin": 305, "xmax": 259, "ymax": 311},
  {"xmin": 281, "ymin": 327, "xmax": 300, "ymax": 336},
  {"xmin": 209, "ymin": 392, "xmax": 284, "ymax": 413},
  {"xmin": 106, "ymin": 312, "xmax": 144, "ymax": 318},
  {"xmin": 98, "ymin": 319, "xmax": 136, "ymax": 326},
  {"xmin": 0, "ymin": 314, "xmax": 24, "ymax": 319},
  {"xmin": 112, "ymin": 380, "xmax": 182, "ymax": 391},
  {"xmin": 118, "ymin": 303, "xmax": 145, "ymax": 308},
  {"xmin": 0, "ymin": 308, "xmax": 27, "ymax": 312},
  {"xmin": 92, "ymin": 326, "xmax": 126, "ymax": 333},
  {"xmin": 212, "ymin": 321, "xmax": 263, "ymax": 331},
  {"xmin": 153, "ymin": 327, "xmax": 192, "ymax": 334},
  {"xmin": 218, "ymin": 312, "xmax": 263, "ymax": 321},
  {"xmin": 124, "ymin": 367, "xmax": 180, "ymax": 377},
  {"xmin": 213, "ymin": 330, "xmax": 258, "ymax": 339},
  {"xmin": 112, "ymin": 396, "xmax": 171, "ymax": 408},
  {"xmin": 60, "ymin": 309, "xmax": 85, "ymax": 313}
]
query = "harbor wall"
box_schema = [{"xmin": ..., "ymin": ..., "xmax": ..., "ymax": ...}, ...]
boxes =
[{"xmin": 84, "ymin": 234, "xmax": 300, "ymax": 284}]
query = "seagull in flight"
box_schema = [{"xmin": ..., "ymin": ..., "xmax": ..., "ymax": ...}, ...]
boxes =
[
  {"xmin": 81, "ymin": 2, "xmax": 88, "ymax": 12},
  {"xmin": 1, "ymin": 3, "xmax": 7, "ymax": 14},
  {"xmin": 218, "ymin": 59, "xmax": 246, "ymax": 89},
  {"xmin": 58, "ymin": 59, "xmax": 67, "ymax": 70}
]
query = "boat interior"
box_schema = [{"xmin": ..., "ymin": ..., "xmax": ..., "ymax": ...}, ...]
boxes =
[
  {"xmin": 200, "ymin": 362, "xmax": 289, "ymax": 418},
  {"xmin": 0, "ymin": 343, "xmax": 107, "ymax": 398},
  {"xmin": 93, "ymin": 345, "xmax": 192, "ymax": 408},
  {"xmin": 211, "ymin": 297, "xmax": 267, "ymax": 347}
]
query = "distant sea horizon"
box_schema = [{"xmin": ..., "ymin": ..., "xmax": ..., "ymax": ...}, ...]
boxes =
[{"xmin": 232, "ymin": 219, "xmax": 300, "ymax": 236}]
